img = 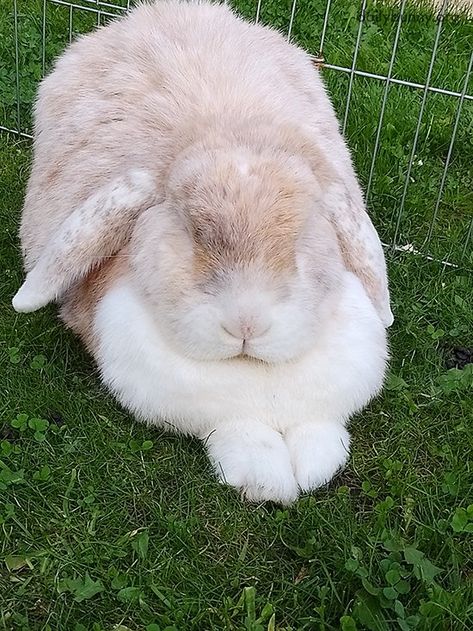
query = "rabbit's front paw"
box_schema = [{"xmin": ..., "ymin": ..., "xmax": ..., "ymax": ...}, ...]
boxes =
[
  {"xmin": 204, "ymin": 420, "xmax": 298, "ymax": 505},
  {"xmin": 285, "ymin": 422, "xmax": 350, "ymax": 492},
  {"xmin": 12, "ymin": 270, "xmax": 49, "ymax": 313}
]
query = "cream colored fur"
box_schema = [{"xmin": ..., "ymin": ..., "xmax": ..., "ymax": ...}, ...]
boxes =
[{"xmin": 13, "ymin": 0, "xmax": 392, "ymax": 503}]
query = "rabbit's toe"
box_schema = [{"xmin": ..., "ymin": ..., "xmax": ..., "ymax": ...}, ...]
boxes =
[
  {"xmin": 204, "ymin": 420, "xmax": 298, "ymax": 505},
  {"xmin": 285, "ymin": 422, "xmax": 350, "ymax": 491}
]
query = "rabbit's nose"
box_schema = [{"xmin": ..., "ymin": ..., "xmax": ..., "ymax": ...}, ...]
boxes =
[{"xmin": 221, "ymin": 316, "xmax": 270, "ymax": 341}]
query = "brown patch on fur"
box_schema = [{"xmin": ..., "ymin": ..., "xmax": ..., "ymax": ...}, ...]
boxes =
[
  {"xmin": 45, "ymin": 163, "xmax": 62, "ymax": 188},
  {"xmin": 192, "ymin": 201, "xmax": 301, "ymax": 277},
  {"xmin": 174, "ymin": 156, "xmax": 314, "ymax": 280},
  {"xmin": 59, "ymin": 252, "xmax": 129, "ymax": 352}
]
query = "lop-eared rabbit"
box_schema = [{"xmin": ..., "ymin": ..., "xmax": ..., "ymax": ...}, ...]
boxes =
[{"xmin": 13, "ymin": 0, "xmax": 393, "ymax": 504}]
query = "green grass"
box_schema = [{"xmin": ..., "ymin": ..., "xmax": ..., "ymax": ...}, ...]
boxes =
[{"xmin": 1, "ymin": 1, "xmax": 473, "ymax": 629}]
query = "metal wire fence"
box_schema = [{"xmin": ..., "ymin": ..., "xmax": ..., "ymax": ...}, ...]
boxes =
[{"xmin": 2, "ymin": 0, "xmax": 472, "ymax": 266}]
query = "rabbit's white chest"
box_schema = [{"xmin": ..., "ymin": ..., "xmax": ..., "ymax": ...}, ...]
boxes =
[{"xmin": 93, "ymin": 276, "xmax": 386, "ymax": 436}]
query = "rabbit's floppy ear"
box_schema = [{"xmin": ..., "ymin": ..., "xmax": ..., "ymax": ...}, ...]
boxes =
[
  {"xmin": 324, "ymin": 183, "xmax": 394, "ymax": 328},
  {"xmin": 12, "ymin": 169, "xmax": 157, "ymax": 313}
]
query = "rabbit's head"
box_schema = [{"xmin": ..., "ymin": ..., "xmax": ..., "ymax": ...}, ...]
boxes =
[
  {"xmin": 128, "ymin": 147, "xmax": 347, "ymax": 362},
  {"xmin": 13, "ymin": 143, "xmax": 392, "ymax": 358}
]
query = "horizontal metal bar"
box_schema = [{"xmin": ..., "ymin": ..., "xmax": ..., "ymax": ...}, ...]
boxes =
[
  {"xmin": 49, "ymin": 0, "xmax": 127, "ymax": 11},
  {"xmin": 319, "ymin": 62, "xmax": 473, "ymax": 101},
  {"xmin": 47, "ymin": 0, "xmax": 121, "ymax": 18},
  {"xmin": 0, "ymin": 125, "xmax": 33, "ymax": 139},
  {"xmin": 382, "ymin": 242, "xmax": 463, "ymax": 269}
]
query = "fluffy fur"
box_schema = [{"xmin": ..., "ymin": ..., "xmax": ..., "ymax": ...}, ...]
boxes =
[
  {"xmin": 92, "ymin": 272, "xmax": 386, "ymax": 503},
  {"xmin": 13, "ymin": 0, "xmax": 392, "ymax": 503}
]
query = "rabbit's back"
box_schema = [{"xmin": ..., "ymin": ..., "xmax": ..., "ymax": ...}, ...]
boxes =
[{"xmin": 36, "ymin": 1, "xmax": 325, "ymax": 131}]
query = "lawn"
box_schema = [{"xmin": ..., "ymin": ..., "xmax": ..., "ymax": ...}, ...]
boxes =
[{"xmin": 1, "ymin": 1, "xmax": 472, "ymax": 630}]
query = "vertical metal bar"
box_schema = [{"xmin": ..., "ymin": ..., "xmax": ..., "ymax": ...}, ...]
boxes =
[
  {"xmin": 13, "ymin": 0, "xmax": 21, "ymax": 133},
  {"xmin": 392, "ymin": 0, "xmax": 450, "ymax": 246},
  {"xmin": 462, "ymin": 218, "xmax": 473, "ymax": 260},
  {"xmin": 366, "ymin": 0, "xmax": 407, "ymax": 203},
  {"xmin": 424, "ymin": 50, "xmax": 473, "ymax": 247},
  {"xmin": 42, "ymin": 0, "xmax": 47, "ymax": 75},
  {"xmin": 342, "ymin": 0, "xmax": 368, "ymax": 134},
  {"xmin": 319, "ymin": 0, "xmax": 332, "ymax": 54},
  {"xmin": 287, "ymin": 0, "xmax": 298, "ymax": 41},
  {"xmin": 69, "ymin": 3, "xmax": 73, "ymax": 43},
  {"xmin": 96, "ymin": 0, "xmax": 101, "ymax": 26},
  {"xmin": 255, "ymin": 0, "xmax": 263, "ymax": 24}
]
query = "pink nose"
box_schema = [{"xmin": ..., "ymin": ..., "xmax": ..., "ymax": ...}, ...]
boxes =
[{"xmin": 222, "ymin": 317, "xmax": 270, "ymax": 341}]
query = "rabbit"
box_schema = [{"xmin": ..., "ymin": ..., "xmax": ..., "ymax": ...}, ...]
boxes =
[{"xmin": 12, "ymin": 0, "xmax": 393, "ymax": 504}]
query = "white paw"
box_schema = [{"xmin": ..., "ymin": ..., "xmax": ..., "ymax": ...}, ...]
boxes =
[
  {"xmin": 285, "ymin": 422, "xmax": 350, "ymax": 492},
  {"xmin": 12, "ymin": 278, "xmax": 49, "ymax": 313},
  {"xmin": 204, "ymin": 420, "xmax": 299, "ymax": 505}
]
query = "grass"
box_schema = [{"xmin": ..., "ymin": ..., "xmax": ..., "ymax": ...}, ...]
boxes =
[{"xmin": 0, "ymin": 0, "xmax": 472, "ymax": 629}]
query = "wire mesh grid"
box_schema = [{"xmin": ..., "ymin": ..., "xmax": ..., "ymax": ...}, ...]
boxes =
[{"xmin": 2, "ymin": 0, "xmax": 472, "ymax": 266}]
